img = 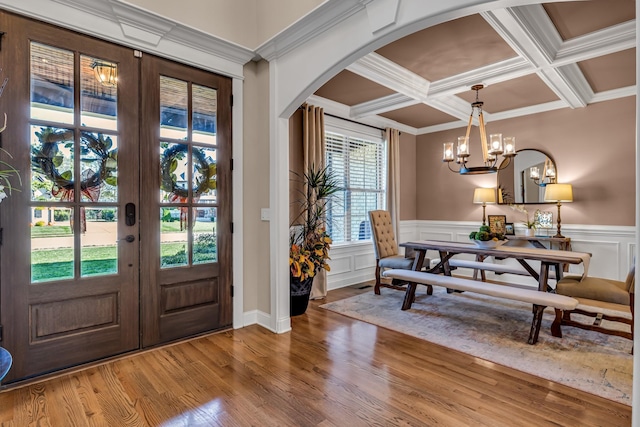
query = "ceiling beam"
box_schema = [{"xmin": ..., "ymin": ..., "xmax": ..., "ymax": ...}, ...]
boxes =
[{"xmin": 482, "ymin": 5, "xmax": 590, "ymax": 108}]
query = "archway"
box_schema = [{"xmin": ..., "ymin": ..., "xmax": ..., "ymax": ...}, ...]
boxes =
[{"xmin": 268, "ymin": 0, "xmax": 639, "ymax": 420}]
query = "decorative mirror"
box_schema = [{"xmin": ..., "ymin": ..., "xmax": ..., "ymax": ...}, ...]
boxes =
[{"xmin": 497, "ymin": 149, "xmax": 557, "ymax": 204}]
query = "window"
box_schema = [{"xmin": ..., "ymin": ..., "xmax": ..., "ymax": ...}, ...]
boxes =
[{"xmin": 325, "ymin": 117, "xmax": 386, "ymax": 244}]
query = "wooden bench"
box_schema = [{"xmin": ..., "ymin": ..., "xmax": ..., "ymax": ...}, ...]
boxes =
[{"xmin": 382, "ymin": 269, "xmax": 578, "ymax": 345}]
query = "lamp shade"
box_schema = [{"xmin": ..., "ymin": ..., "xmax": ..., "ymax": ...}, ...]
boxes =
[
  {"xmin": 544, "ymin": 183, "xmax": 573, "ymax": 202},
  {"xmin": 473, "ymin": 187, "xmax": 496, "ymax": 204}
]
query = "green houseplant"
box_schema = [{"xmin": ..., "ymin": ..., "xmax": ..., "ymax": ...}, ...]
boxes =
[{"xmin": 289, "ymin": 164, "xmax": 340, "ymax": 316}]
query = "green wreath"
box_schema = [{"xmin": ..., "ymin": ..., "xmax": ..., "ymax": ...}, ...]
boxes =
[
  {"xmin": 31, "ymin": 127, "xmax": 117, "ymax": 199},
  {"xmin": 160, "ymin": 144, "xmax": 216, "ymax": 199}
]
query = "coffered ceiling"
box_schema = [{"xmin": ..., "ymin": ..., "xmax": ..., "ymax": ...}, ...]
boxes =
[{"xmin": 311, "ymin": 1, "xmax": 636, "ymax": 135}]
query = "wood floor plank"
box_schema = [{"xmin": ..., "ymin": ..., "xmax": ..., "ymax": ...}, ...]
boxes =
[{"xmin": 0, "ymin": 282, "xmax": 632, "ymax": 426}]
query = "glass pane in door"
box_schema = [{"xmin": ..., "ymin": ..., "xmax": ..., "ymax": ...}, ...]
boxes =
[
  {"xmin": 80, "ymin": 55, "xmax": 118, "ymax": 131},
  {"xmin": 31, "ymin": 207, "xmax": 74, "ymax": 283},
  {"xmin": 80, "ymin": 132, "xmax": 118, "ymax": 202},
  {"xmin": 30, "ymin": 43, "xmax": 74, "ymax": 124},
  {"xmin": 193, "ymin": 207, "xmax": 217, "ymax": 264},
  {"xmin": 81, "ymin": 207, "xmax": 118, "ymax": 277},
  {"xmin": 192, "ymin": 146, "xmax": 216, "ymax": 203},
  {"xmin": 160, "ymin": 76, "xmax": 187, "ymax": 140},
  {"xmin": 192, "ymin": 84, "xmax": 216, "ymax": 144},
  {"xmin": 161, "ymin": 207, "xmax": 188, "ymax": 268},
  {"xmin": 30, "ymin": 126, "xmax": 75, "ymax": 202}
]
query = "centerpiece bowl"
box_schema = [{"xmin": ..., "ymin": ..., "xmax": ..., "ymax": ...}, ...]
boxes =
[{"xmin": 472, "ymin": 239, "xmax": 506, "ymax": 249}]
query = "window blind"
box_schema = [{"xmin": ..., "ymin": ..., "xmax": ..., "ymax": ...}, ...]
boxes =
[{"xmin": 325, "ymin": 128, "xmax": 386, "ymax": 244}]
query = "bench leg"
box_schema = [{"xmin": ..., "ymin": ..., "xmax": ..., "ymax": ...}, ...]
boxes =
[
  {"xmin": 402, "ymin": 282, "xmax": 418, "ymax": 310},
  {"xmin": 551, "ymin": 308, "xmax": 563, "ymax": 338},
  {"xmin": 528, "ymin": 305, "xmax": 547, "ymax": 345}
]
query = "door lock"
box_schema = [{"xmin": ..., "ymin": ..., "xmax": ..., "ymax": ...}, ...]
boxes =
[
  {"xmin": 120, "ymin": 235, "xmax": 135, "ymax": 243},
  {"xmin": 125, "ymin": 203, "xmax": 136, "ymax": 226}
]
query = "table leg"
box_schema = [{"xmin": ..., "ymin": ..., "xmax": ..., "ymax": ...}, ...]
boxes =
[{"xmin": 537, "ymin": 262, "xmax": 551, "ymax": 292}]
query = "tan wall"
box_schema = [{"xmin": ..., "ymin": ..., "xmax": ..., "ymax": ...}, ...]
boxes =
[
  {"xmin": 125, "ymin": 0, "xmax": 324, "ymax": 49},
  {"xmin": 399, "ymin": 132, "xmax": 417, "ymax": 220},
  {"xmin": 243, "ymin": 60, "xmax": 271, "ymax": 313},
  {"xmin": 415, "ymin": 96, "xmax": 636, "ymax": 226}
]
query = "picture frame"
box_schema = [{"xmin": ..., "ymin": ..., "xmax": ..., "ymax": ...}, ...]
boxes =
[
  {"xmin": 534, "ymin": 210, "xmax": 553, "ymax": 229},
  {"xmin": 488, "ymin": 215, "xmax": 507, "ymax": 234},
  {"xmin": 504, "ymin": 222, "xmax": 515, "ymax": 235}
]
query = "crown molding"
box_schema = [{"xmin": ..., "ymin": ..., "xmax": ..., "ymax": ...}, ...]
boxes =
[
  {"xmin": 505, "ymin": 4, "xmax": 561, "ymax": 65},
  {"xmin": 482, "ymin": 7, "xmax": 589, "ymax": 109},
  {"xmin": 417, "ymin": 99, "xmax": 569, "ymax": 135},
  {"xmin": 350, "ymin": 93, "xmax": 418, "ymax": 118},
  {"xmin": 1, "ymin": 0, "xmax": 254, "ymax": 77},
  {"xmin": 428, "ymin": 57, "xmax": 534, "ymax": 98},
  {"xmin": 307, "ymin": 94, "xmax": 417, "ymax": 135},
  {"xmin": 591, "ymin": 85, "xmax": 636, "ymax": 103},
  {"xmin": 555, "ymin": 20, "xmax": 636, "ymax": 66},
  {"xmin": 347, "ymin": 52, "xmax": 431, "ymax": 103},
  {"xmin": 255, "ymin": 0, "xmax": 370, "ymax": 61}
]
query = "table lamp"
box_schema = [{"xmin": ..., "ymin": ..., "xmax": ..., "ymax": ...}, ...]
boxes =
[
  {"xmin": 473, "ymin": 187, "xmax": 496, "ymax": 225},
  {"xmin": 544, "ymin": 183, "xmax": 573, "ymax": 238}
]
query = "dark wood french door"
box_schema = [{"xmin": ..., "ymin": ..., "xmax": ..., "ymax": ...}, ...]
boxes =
[
  {"xmin": 0, "ymin": 10, "xmax": 232, "ymax": 382},
  {"xmin": 139, "ymin": 55, "xmax": 232, "ymax": 347}
]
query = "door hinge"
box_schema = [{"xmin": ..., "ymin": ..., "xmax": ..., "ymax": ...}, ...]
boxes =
[
  {"xmin": 230, "ymin": 158, "xmax": 233, "ymax": 171},
  {"xmin": 0, "ymin": 227, "xmax": 3, "ymax": 245},
  {"xmin": 0, "ymin": 324, "xmax": 3, "ymax": 342},
  {"xmin": 231, "ymin": 222, "xmax": 234, "ymax": 233},
  {"xmin": 231, "ymin": 285, "xmax": 234, "ymax": 298},
  {"xmin": 230, "ymin": 95, "xmax": 233, "ymax": 107}
]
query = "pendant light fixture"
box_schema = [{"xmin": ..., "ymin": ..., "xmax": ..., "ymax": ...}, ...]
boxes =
[{"xmin": 443, "ymin": 85, "xmax": 516, "ymax": 175}]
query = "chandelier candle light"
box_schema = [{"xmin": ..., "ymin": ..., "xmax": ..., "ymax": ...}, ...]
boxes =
[{"xmin": 443, "ymin": 85, "xmax": 517, "ymax": 175}]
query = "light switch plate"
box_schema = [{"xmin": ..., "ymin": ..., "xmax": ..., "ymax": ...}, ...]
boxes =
[{"xmin": 260, "ymin": 208, "xmax": 270, "ymax": 221}]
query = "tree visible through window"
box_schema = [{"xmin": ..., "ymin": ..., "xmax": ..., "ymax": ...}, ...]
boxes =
[{"xmin": 325, "ymin": 120, "xmax": 386, "ymax": 244}]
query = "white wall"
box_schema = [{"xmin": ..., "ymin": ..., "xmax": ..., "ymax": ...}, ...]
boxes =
[{"xmin": 125, "ymin": 0, "xmax": 325, "ymax": 49}]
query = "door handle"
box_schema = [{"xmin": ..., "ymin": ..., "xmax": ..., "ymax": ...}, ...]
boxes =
[{"xmin": 120, "ymin": 235, "xmax": 135, "ymax": 243}]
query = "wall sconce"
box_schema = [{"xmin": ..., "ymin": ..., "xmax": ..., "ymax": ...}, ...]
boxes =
[
  {"xmin": 543, "ymin": 183, "xmax": 573, "ymax": 238},
  {"xmin": 473, "ymin": 187, "xmax": 496, "ymax": 225},
  {"xmin": 91, "ymin": 61, "xmax": 117, "ymax": 87}
]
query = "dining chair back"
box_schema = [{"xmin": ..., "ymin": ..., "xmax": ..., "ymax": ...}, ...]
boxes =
[{"xmin": 368, "ymin": 210, "xmax": 428, "ymax": 295}]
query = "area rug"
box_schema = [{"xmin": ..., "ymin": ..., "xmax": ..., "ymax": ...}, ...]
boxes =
[{"xmin": 320, "ymin": 287, "xmax": 633, "ymax": 405}]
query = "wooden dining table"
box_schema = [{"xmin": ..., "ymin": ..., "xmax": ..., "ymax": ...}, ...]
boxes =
[{"xmin": 399, "ymin": 240, "xmax": 591, "ymax": 310}]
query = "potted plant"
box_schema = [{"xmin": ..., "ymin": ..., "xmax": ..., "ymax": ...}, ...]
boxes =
[
  {"xmin": 469, "ymin": 225, "xmax": 506, "ymax": 248},
  {"xmin": 510, "ymin": 204, "xmax": 536, "ymax": 236},
  {"xmin": 289, "ymin": 165, "xmax": 340, "ymax": 316}
]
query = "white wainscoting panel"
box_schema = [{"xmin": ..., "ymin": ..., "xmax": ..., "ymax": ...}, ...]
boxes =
[
  {"xmin": 327, "ymin": 241, "xmax": 376, "ymax": 290},
  {"xmin": 325, "ymin": 220, "xmax": 636, "ymax": 291}
]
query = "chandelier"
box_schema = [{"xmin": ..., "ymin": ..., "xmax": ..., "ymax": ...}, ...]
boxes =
[
  {"xmin": 442, "ymin": 84, "xmax": 516, "ymax": 175},
  {"xmin": 529, "ymin": 158, "xmax": 556, "ymax": 187},
  {"xmin": 91, "ymin": 61, "xmax": 118, "ymax": 88}
]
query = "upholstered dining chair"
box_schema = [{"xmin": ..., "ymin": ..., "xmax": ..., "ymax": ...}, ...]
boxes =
[
  {"xmin": 368, "ymin": 210, "xmax": 429, "ymax": 295},
  {"xmin": 551, "ymin": 263, "xmax": 634, "ymax": 348}
]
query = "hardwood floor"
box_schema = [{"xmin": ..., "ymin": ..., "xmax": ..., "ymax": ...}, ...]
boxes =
[{"xmin": 0, "ymin": 282, "xmax": 632, "ymax": 426}]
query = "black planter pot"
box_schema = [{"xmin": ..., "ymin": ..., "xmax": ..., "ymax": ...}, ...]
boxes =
[{"xmin": 290, "ymin": 275, "xmax": 314, "ymax": 316}]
